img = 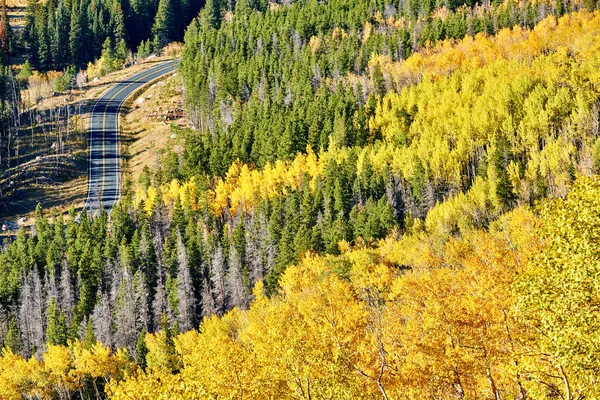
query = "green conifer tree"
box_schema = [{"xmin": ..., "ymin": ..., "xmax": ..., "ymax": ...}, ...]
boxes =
[
  {"xmin": 46, "ymin": 298, "xmax": 68, "ymax": 345},
  {"xmin": 152, "ymin": 0, "xmax": 175, "ymax": 52}
]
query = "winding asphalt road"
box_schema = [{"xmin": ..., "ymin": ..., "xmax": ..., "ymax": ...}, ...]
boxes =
[{"xmin": 82, "ymin": 60, "xmax": 177, "ymax": 216}]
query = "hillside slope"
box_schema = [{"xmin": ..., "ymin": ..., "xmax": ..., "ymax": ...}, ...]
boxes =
[{"xmin": 0, "ymin": 9, "xmax": 599, "ymax": 399}]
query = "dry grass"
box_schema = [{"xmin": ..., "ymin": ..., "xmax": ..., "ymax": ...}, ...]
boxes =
[
  {"xmin": 6, "ymin": 0, "xmax": 26, "ymax": 8},
  {"xmin": 121, "ymin": 71, "xmax": 188, "ymax": 180}
]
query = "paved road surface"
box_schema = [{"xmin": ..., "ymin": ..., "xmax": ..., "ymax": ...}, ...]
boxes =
[{"xmin": 82, "ymin": 60, "xmax": 177, "ymax": 216}]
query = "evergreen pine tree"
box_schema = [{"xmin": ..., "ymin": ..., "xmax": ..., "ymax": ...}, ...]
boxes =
[
  {"xmin": 151, "ymin": 0, "xmax": 175, "ymax": 52},
  {"xmin": 112, "ymin": 1, "xmax": 127, "ymax": 43},
  {"xmin": 69, "ymin": 0, "xmax": 90, "ymax": 68},
  {"xmin": 35, "ymin": 3, "xmax": 52, "ymax": 71},
  {"xmin": 24, "ymin": 0, "xmax": 38, "ymax": 65},
  {"xmin": 100, "ymin": 36, "xmax": 116, "ymax": 75},
  {"xmin": 55, "ymin": 0, "xmax": 71, "ymax": 69},
  {"xmin": 46, "ymin": 298, "xmax": 68, "ymax": 345},
  {"xmin": 4, "ymin": 317, "xmax": 21, "ymax": 351},
  {"xmin": 202, "ymin": 0, "xmax": 221, "ymax": 29},
  {"xmin": 82, "ymin": 318, "xmax": 96, "ymax": 348},
  {"xmin": 136, "ymin": 329, "xmax": 148, "ymax": 369},
  {"xmin": 0, "ymin": 0, "xmax": 13, "ymax": 63}
]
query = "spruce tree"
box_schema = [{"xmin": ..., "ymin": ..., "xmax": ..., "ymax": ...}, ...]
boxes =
[
  {"xmin": 151, "ymin": 0, "xmax": 174, "ymax": 52},
  {"xmin": 136, "ymin": 329, "xmax": 148, "ymax": 369},
  {"xmin": 202, "ymin": 0, "xmax": 221, "ymax": 29},
  {"xmin": 69, "ymin": 0, "xmax": 90, "ymax": 68},
  {"xmin": 35, "ymin": 4, "xmax": 51, "ymax": 71},
  {"xmin": 100, "ymin": 36, "xmax": 116, "ymax": 75},
  {"xmin": 55, "ymin": 0, "xmax": 71, "ymax": 70},
  {"xmin": 24, "ymin": 0, "xmax": 38, "ymax": 66},
  {"xmin": 46, "ymin": 0, "xmax": 57, "ymax": 68},
  {"xmin": 129, "ymin": 0, "xmax": 153, "ymax": 48},
  {"xmin": 0, "ymin": 0, "xmax": 13, "ymax": 62},
  {"xmin": 4, "ymin": 317, "xmax": 21, "ymax": 351},
  {"xmin": 78, "ymin": 319, "xmax": 94, "ymax": 348},
  {"xmin": 46, "ymin": 298, "xmax": 67, "ymax": 346},
  {"xmin": 112, "ymin": 1, "xmax": 127, "ymax": 43}
]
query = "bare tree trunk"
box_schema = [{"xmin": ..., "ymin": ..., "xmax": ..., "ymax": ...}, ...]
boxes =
[
  {"xmin": 487, "ymin": 367, "xmax": 502, "ymax": 400},
  {"xmin": 559, "ymin": 365, "xmax": 571, "ymax": 400}
]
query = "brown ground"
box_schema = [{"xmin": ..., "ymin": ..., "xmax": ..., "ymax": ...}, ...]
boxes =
[{"xmin": 121, "ymin": 71, "xmax": 188, "ymax": 180}]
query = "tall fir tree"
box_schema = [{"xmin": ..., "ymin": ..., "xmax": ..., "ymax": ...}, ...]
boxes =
[
  {"xmin": 151, "ymin": 0, "xmax": 175, "ymax": 52},
  {"xmin": 46, "ymin": 298, "xmax": 67, "ymax": 346},
  {"xmin": 55, "ymin": 0, "xmax": 71, "ymax": 70}
]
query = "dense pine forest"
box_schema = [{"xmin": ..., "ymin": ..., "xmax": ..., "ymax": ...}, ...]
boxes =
[
  {"xmin": 0, "ymin": 0, "xmax": 599, "ymax": 395},
  {"xmin": 23, "ymin": 0, "xmax": 201, "ymax": 71}
]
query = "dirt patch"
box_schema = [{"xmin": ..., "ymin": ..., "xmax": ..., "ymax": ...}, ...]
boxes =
[{"xmin": 120, "ymin": 72, "xmax": 188, "ymax": 180}]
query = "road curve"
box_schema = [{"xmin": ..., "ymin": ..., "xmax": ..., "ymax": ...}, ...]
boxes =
[{"xmin": 82, "ymin": 60, "xmax": 178, "ymax": 216}]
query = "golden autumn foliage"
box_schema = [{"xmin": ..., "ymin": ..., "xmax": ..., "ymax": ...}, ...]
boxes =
[
  {"xmin": 11, "ymin": 12, "xmax": 597, "ymax": 399},
  {"xmin": 105, "ymin": 207, "xmax": 551, "ymax": 399},
  {"xmin": 0, "ymin": 341, "xmax": 132, "ymax": 399},
  {"xmin": 5, "ymin": 185, "xmax": 600, "ymax": 398},
  {"xmin": 134, "ymin": 147, "xmax": 326, "ymax": 216},
  {"xmin": 514, "ymin": 177, "xmax": 600, "ymax": 398},
  {"xmin": 377, "ymin": 11, "xmax": 600, "ymax": 84},
  {"xmin": 134, "ymin": 12, "xmax": 600, "ymax": 239},
  {"xmin": 370, "ymin": 18, "xmax": 600, "ymax": 201}
]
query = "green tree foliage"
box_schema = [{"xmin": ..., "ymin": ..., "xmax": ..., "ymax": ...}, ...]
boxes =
[
  {"xmin": 0, "ymin": 5, "xmax": 599, "ymax": 399},
  {"xmin": 24, "ymin": 0, "xmax": 198, "ymax": 72},
  {"xmin": 152, "ymin": 0, "xmax": 175, "ymax": 51},
  {"xmin": 46, "ymin": 298, "xmax": 67, "ymax": 346}
]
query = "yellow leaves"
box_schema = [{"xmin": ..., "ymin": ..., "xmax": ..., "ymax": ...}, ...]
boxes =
[
  {"xmin": 386, "ymin": 241, "xmax": 524, "ymax": 397},
  {"xmin": 134, "ymin": 185, "xmax": 157, "ymax": 214},
  {"xmin": 145, "ymin": 331, "xmax": 179, "ymax": 374},
  {"xmin": 331, "ymin": 26, "xmax": 348, "ymax": 42},
  {"xmin": 211, "ymin": 176, "xmax": 231, "ymax": 215},
  {"xmin": 162, "ymin": 178, "xmax": 199, "ymax": 211},
  {"xmin": 44, "ymin": 344, "xmax": 75, "ymax": 392},
  {"xmin": 44, "ymin": 345, "xmax": 72, "ymax": 375},
  {"xmin": 109, "ymin": 371, "xmax": 193, "ymax": 400},
  {"xmin": 343, "ymin": 249, "xmax": 396, "ymax": 295},
  {"xmin": 207, "ymin": 148, "xmax": 324, "ymax": 216},
  {"xmin": 135, "ymin": 177, "xmax": 202, "ymax": 215},
  {"xmin": 362, "ymin": 21, "xmax": 372, "ymax": 43},
  {"xmin": 387, "ymin": 11, "xmax": 600, "ymax": 85},
  {"xmin": 307, "ymin": 35, "xmax": 321, "ymax": 54},
  {"xmin": 109, "ymin": 332, "xmax": 197, "ymax": 399},
  {"xmin": 0, "ymin": 348, "xmax": 41, "ymax": 400},
  {"xmin": 175, "ymin": 310, "xmax": 252, "ymax": 398},
  {"xmin": 173, "ymin": 330, "xmax": 200, "ymax": 364},
  {"xmin": 370, "ymin": 12, "xmax": 600, "ymax": 190},
  {"xmin": 0, "ymin": 340, "xmax": 133, "ymax": 399},
  {"xmin": 525, "ymin": 135, "xmax": 575, "ymax": 198},
  {"xmin": 251, "ymin": 279, "xmax": 266, "ymax": 302},
  {"xmin": 513, "ymin": 176, "xmax": 600, "ymax": 398},
  {"xmin": 368, "ymin": 11, "xmax": 600, "ymax": 209},
  {"xmin": 86, "ymin": 206, "xmax": 545, "ymax": 398}
]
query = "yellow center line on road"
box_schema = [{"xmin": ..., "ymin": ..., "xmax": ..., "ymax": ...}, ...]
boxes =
[{"xmin": 96, "ymin": 63, "xmax": 175, "ymax": 208}]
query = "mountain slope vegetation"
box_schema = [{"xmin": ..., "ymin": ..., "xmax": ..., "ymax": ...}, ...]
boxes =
[{"xmin": 0, "ymin": 0, "xmax": 599, "ymax": 397}]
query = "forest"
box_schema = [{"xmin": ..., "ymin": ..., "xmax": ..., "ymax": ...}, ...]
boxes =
[
  {"xmin": 0, "ymin": 0, "xmax": 599, "ymax": 395},
  {"xmin": 23, "ymin": 0, "xmax": 201, "ymax": 71}
]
